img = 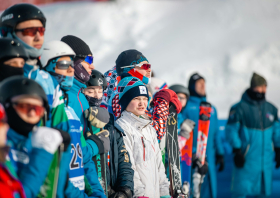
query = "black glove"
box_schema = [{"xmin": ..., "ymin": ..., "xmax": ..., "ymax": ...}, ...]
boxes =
[
  {"xmin": 233, "ymin": 148, "xmax": 245, "ymax": 168},
  {"xmin": 192, "ymin": 155, "xmax": 208, "ymax": 175},
  {"xmin": 109, "ymin": 187, "xmax": 132, "ymax": 198},
  {"xmin": 96, "ymin": 130, "xmax": 110, "ymax": 153},
  {"xmin": 84, "ymin": 107, "xmax": 110, "ymax": 128},
  {"xmin": 275, "ymin": 147, "xmax": 280, "ymax": 169},
  {"xmin": 55, "ymin": 128, "xmax": 71, "ymax": 151},
  {"xmin": 179, "ymin": 119, "xmax": 195, "ymax": 139},
  {"xmin": 216, "ymin": 154, "xmax": 224, "ymax": 172},
  {"xmin": 86, "ymin": 129, "xmax": 110, "ymax": 153}
]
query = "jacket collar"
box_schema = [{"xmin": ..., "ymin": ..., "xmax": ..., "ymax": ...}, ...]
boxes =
[
  {"xmin": 70, "ymin": 78, "xmax": 86, "ymax": 94},
  {"xmin": 115, "ymin": 110, "xmax": 152, "ymax": 131},
  {"xmin": 241, "ymin": 90, "xmax": 265, "ymax": 105}
]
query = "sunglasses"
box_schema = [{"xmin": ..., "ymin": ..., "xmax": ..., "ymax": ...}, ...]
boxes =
[
  {"xmin": 15, "ymin": 27, "xmax": 45, "ymax": 37},
  {"xmin": 84, "ymin": 56, "xmax": 93, "ymax": 65},
  {"xmin": 13, "ymin": 102, "xmax": 45, "ymax": 116},
  {"xmin": 56, "ymin": 60, "xmax": 74, "ymax": 70},
  {"xmin": 120, "ymin": 63, "xmax": 151, "ymax": 70}
]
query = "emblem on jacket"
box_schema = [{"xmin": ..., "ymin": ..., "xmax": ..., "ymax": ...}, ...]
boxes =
[{"xmin": 266, "ymin": 112, "xmax": 274, "ymax": 122}]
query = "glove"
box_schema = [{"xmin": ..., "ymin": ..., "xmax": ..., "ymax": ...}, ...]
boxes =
[
  {"xmin": 84, "ymin": 106, "xmax": 110, "ymax": 128},
  {"xmin": 233, "ymin": 148, "xmax": 245, "ymax": 168},
  {"xmin": 31, "ymin": 127, "xmax": 63, "ymax": 154},
  {"xmin": 153, "ymin": 89, "xmax": 182, "ymax": 113},
  {"xmin": 109, "ymin": 187, "xmax": 132, "ymax": 198},
  {"xmin": 96, "ymin": 130, "xmax": 110, "ymax": 153},
  {"xmin": 179, "ymin": 119, "xmax": 195, "ymax": 139},
  {"xmin": 54, "ymin": 128, "xmax": 71, "ymax": 152},
  {"xmin": 215, "ymin": 154, "xmax": 224, "ymax": 172},
  {"xmin": 192, "ymin": 155, "xmax": 208, "ymax": 175},
  {"xmin": 275, "ymin": 147, "xmax": 280, "ymax": 168},
  {"xmin": 86, "ymin": 130, "xmax": 110, "ymax": 154}
]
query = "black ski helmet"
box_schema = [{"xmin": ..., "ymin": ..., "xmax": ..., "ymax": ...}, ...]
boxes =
[
  {"xmin": 86, "ymin": 70, "xmax": 108, "ymax": 90},
  {"xmin": 0, "ymin": 3, "xmax": 46, "ymax": 36},
  {"xmin": 0, "ymin": 38, "xmax": 29, "ymax": 62},
  {"xmin": 169, "ymin": 84, "xmax": 190, "ymax": 98},
  {"xmin": 0, "ymin": 76, "xmax": 49, "ymax": 116}
]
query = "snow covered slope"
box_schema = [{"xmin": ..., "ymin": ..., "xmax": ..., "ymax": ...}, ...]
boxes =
[{"xmin": 5, "ymin": 0, "xmax": 280, "ymax": 118}]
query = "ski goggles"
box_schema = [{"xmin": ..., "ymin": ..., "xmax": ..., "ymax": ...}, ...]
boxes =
[
  {"xmin": 13, "ymin": 102, "xmax": 45, "ymax": 116},
  {"xmin": 120, "ymin": 63, "xmax": 151, "ymax": 70},
  {"xmin": 84, "ymin": 56, "xmax": 93, "ymax": 65},
  {"xmin": 15, "ymin": 27, "xmax": 45, "ymax": 36},
  {"xmin": 56, "ymin": 60, "xmax": 74, "ymax": 70},
  {"xmin": 0, "ymin": 104, "xmax": 6, "ymax": 123}
]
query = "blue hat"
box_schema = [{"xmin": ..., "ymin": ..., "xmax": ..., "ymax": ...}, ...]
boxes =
[{"xmin": 118, "ymin": 77, "xmax": 149, "ymax": 112}]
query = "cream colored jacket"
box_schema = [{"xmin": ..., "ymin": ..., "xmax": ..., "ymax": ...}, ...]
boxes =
[{"xmin": 115, "ymin": 111, "xmax": 170, "ymax": 198}]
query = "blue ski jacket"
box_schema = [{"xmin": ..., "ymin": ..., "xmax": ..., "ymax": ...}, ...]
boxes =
[
  {"xmin": 181, "ymin": 96, "xmax": 224, "ymax": 198},
  {"xmin": 225, "ymin": 90, "xmax": 280, "ymax": 196},
  {"xmin": 67, "ymin": 78, "xmax": 99, "ymax": 156},
  {"xmin": 7, "ymin": 129, "xmax": 54, "ymax": 198},
  {"xmin": 64, "ymin": 105, "xmax": 106, "ymax": 198},
  {"xmin": 48, "ymin": 75, "xmax": 106, "ymax": 198}
]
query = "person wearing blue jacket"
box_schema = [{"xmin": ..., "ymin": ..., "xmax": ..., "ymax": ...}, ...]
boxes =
[
  {"xmin": 41, "ymin": 40, "xmax": 106, "ymax": 198},
  {"xmin": 0, "ymin": 76, "xmax": 65, "ymax": 198},
  {"xmin": 60, "ymin": 35, "xmax": 110, "ymax": 160},
  {"xmin": 226, "ymin": 72, "xmax": 280, "ymax": 198},
  {"xmin": 181, "ymin": 73, "xmax": 224, "ymax": 198}
]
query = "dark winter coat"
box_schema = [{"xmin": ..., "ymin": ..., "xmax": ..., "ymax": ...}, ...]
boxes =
[
  {"xmin": 226, "ymin": 90, "xmax": 280, "ymax": 196},
  {"xmin": 104, "ymin": 118, "xmax": 134, "ymax": 196}
]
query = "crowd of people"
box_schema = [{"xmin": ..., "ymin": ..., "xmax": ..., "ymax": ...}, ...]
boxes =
[{"xmin": 0, "ymin": 3, "xmax": 280, "ymax": 198}]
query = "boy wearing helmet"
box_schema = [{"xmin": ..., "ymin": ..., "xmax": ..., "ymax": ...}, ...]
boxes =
[
  {"xmin": 41, "ymin": 41, "xmax": 106, "ymax": 198},
  {"xmin": 0, "ymin": 76, "xmax": 65, "ymax": 198},
  {"xmin": 84, "ymin": 71, "xmax": 134, "ymax": 198},
  {"xmin": 0, "ymin": 38, "xmax": 28, "ymax": 82}
]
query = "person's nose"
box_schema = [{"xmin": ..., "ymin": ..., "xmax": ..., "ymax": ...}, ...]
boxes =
[{"xmin": 28, "ymin": 109, "xmax": 37, "ymax": 117}]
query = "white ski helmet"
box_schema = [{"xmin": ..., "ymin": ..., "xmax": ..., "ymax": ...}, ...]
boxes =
[{"xmin": 40, "ymin": 40, "xmax": 75, "ymax": 68}]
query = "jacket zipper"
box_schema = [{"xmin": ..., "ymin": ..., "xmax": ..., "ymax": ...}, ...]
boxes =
[{"xmin": 141, "ymin": 137, "xmax": 145, "ymax": 161}]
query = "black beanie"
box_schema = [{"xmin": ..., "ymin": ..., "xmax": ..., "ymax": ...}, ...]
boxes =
[
  {"xmin": 115, "ymin": 49, "xmax": 148, "ymax": 76},
  {"xmin": 61, "ymin": 35, "xmax": 92, "ymax": 59},
  {"xmin": 188, "ymin": 73, "xmax": 205, "ymax": 97}
]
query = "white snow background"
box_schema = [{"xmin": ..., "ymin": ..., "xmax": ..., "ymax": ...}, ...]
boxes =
[{"xmin": 3, "ymin": 0, "xmax": 280, "ymax": 118}]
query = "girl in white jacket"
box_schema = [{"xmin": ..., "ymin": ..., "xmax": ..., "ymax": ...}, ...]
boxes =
[{"xmin": 114, "ymin": 76, "xmax": 170, "ymax": 198}]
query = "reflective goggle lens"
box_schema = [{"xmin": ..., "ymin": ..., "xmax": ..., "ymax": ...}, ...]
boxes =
[
  {"xmin": 15, "ymin": 27, "xmax": 45, "ymax": 36},
  {"xmin": 84, "ymin": 56, "xmax": 93, "ymax": 65},
  {"xmin": 56, "ymin": 60, "xmax": 74, "ymax": 70},
  {"xmin": 13, "ymin": 103, "xmax": 45, "ymax": 116},
  {"xmin": 140, "ymin": 64, "xmax": 151, "ymax": 70}
]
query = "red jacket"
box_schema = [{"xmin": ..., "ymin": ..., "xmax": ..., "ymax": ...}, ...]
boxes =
[{"xmin": 0, "ymin": 164, "xmax": 25, "ymax": 198}]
